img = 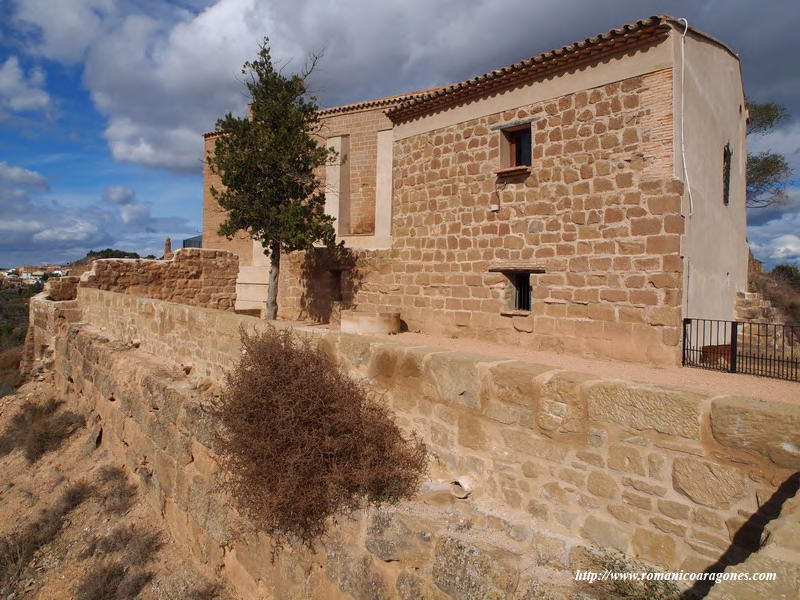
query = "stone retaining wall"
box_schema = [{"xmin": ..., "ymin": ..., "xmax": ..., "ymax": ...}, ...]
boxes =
[
  {"xmin": 79, "ymin": 248, "xmax": 238, "ymax": 311},
  {"xmin": 28, "ymin": 289, "xmax": 800, "ymax": 598}
]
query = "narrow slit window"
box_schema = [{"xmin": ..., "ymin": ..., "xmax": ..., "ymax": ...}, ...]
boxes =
[
  {"xmin": 722, "ymin": 142, "xmax": 733, "ymax": 206},
  {"xmin": 511, "ymin": 272, "xmax": 531, "ymax": 311},
  {"xmin": 329, "ymin": 269, "xmax": 343, "ymax": 302},
  {"xmin": 507, "ymin": 129, "xmax": 532, "ymax": 167}
]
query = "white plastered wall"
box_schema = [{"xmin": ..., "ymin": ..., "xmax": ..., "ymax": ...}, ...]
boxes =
[{"xmin": 673, "ymin": 27, "xmax": 749, "ymax": 322}]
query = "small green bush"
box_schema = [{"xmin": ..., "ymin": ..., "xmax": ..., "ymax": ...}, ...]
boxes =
[{"xmin": 213, "ymin": 326, "xmax": 427, "ymax": 549}]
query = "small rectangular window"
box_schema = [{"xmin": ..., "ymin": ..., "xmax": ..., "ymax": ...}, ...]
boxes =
[
  {"xmin": 507, "ymin": 129, "xmax": 532, "ymax": 167},
  {"xmin": 511, "ymin": 272, "xmax": 531, "ymax": 311},
  {"xmin": 722, "ymin": 142, "xmax": 732, "ymax": 206}
]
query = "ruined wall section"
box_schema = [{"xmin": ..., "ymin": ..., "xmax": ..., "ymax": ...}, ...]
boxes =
[
  {"xmin": 66, "ymin": 289, "xmax": 800, "ymax": 586},
  {"xmin": 80, "ymin": 248, "xmax": 238, "ymax": 311}
]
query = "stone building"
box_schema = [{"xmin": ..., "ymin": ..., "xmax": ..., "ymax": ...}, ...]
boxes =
[{"xmin": 202, "ymin": 15, "xmax": 749, "ymax": 366}]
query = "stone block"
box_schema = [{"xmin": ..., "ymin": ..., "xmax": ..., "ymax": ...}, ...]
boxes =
[
  {"xmin": 587, "ymin": 471, "xmax": 619, "ymax": 499},
  {"xmin": 607, "ymin": 504, "xmax": 641, "ymax": 524},
  {"xmin": 607, "ymin": 445, "xmax": 646, "ymax": 476},
  {"xmin": 481, "ymin": 361, "xmax": 552, "ymax": 411},
  {"xmin": 396, "ymin": 571, "xmax": 450, "ymax": 600},
  {"xmin": 502, "ymin": 429, "xmax": 569, "ymax": 462},
  {"xmin": 365, "ymin": 510, "xmax": 434, "ymax": 566},
  {"xmin": 432, "ymin": 536, "xmax": 520, "ymax": 600},
  {"xmin": 586, "ymin": 381, "xmax": 703, "ymax": 439},
  {"xmin": 457, "ymin": 413, "xmax": 491, "ymax": 451},
  {"xmin": 581, "ymin": 515, "xmax": 629, "ymax": 552},
  {"xmin": 658, "ymin": 499, "xmax": 690, "ymax": 521},
  {"xmin": 632, "ymin": 528, "xmax": 676, "ymax": 567},
  {"xmin": 672, "ymin": 457, "xmax": 746, "ymax": 508},
  {"xmin": 426, "ymin": 352, "xmax": 490, "ymax": 410},
  {"xmin": 622, "ymin": 477, "xmax": 667, "ymax": 497},
  {"xmin": 710, "ymin": 396, "xmax": 800, "ymax": 469}
]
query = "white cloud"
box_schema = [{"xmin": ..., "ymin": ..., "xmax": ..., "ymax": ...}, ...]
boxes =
[
  {"xmin": 9, "ymin": 0, "xmax": 800, "ymax": 177},
  {"xmin": 0, "ymin": 161, "xmax": 195, "ymax": 264},
  {"xmin": 102, "ymin": 185, "xmax": 135, "ymax": 205},
  {"xmin": 33, "ymin": 219, "xmax": 101, "ymax": 242},
  {"xmin": 0, "ymin": 160, "xmax": 50, "ymax": 190},
  {"xmin": 748, "ymin": 185, "xmax": 800, "ymax": 267},
  {"xmin": 11, "ymin": 0, "xmax": 116, "ymax": 64},
  {"xmin": 10, "ymin": 0, "xmax": 582, "ymax": 171},
  {"xmin": 0, "ymin": 219, "xmax": 44, "ymax": 232},
  {"xmin": 749, "ymin": 118, "xmax": 800, "ymax": 175},
  {"xmin": 0, "ymin": 56, "xmax": 52, "ymax": 114}
]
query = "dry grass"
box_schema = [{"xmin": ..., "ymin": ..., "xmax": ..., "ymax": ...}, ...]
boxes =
[
  {"xmin": 76, "ymin": 561, "xmax": 153, "ymax": 600},
  {"xmin": 751, "ymin": 269, "xmax": 800, "ymax": 324},
  {"xmin": 77, "ymin": 523, "xmax": 159, "ymax": 599},
  {"xmin": 0, "ymin": 398, "xmax": 85, "ymax": 462},
  {"xmin": 213, "ymin": 326, "xmax": 427, "ymax": 550},
  {"xmin": 187, "ymin": 583, "xmax": 224, "ymax": 599},
  {"xmin": 97, "ymin": 465, "xmax": 138, "ymax": 515},
  {"xmin": 75, "ymin": 465, "xmax": 159, "ymax": 598},
  {"xmin": 580, "ymin": 549, "xmax": 680, "ymax": 600},
  {"xmin": 82, "ymin": 524, "xmax": 162, "ymax": 564},
  {"xmin": 0, "ymin": 481, "xmax": 94, "ymax": 595}
]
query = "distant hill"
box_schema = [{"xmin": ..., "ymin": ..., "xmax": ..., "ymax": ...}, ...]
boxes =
[{"xmin": 66, "ymin": 248, "xmax": 156, "ymax": 277}]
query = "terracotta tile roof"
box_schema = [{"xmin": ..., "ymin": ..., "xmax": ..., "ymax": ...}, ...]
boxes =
[
  {"xmin": 204, "ymin": 15, "xmax": 738, "ymax": 135},
  {"xmin": 386, "ymin": 15, "xmax": 734, "ymax": 122},
  {"xmin": 316, "ymin": 86, "xmax": 446, "ymax": 117},
  {"xmin": 203, "ymin": 87, "xmax": 443, "ymax": 137}
]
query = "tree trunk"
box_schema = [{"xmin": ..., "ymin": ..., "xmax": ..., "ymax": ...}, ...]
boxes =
[{"xmin": 265, "ymin": 242, "xmax": 280, "ymax": 320}]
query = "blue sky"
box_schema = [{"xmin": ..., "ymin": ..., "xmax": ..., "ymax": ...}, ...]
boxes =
[{"xmin": 0, "ymin": 0, "xmax": 798, "ymax": 268}]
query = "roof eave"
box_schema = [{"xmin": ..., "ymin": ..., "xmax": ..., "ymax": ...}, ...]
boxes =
[{"xmin": 387, "ymin": 16, "xmax": 672, "ymax": 123}]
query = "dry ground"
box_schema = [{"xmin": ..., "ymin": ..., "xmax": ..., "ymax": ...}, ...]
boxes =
[{"xmin": 0, "ymin": 375, "xmax": 232, "ymax": 600}]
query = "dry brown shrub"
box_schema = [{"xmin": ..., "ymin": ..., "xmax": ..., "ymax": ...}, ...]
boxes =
[
  {"xmin": 0, "ymin": 398, "xmax": 85, "ymax": 462},
  {"xmin": 76, "ymin": 561, "xmax": 152, "ymax": 600},
  {"xmin": 751, "ymin": 270, "xmax": 800, "ymax": 324},
  {"xmin": 213, "ymin": 326, "xmax": 427, "ymax": 549},
  {"xmin": 0, "ymin": 481, "xmax": 94, "ymax": 595},
  {"xmin": 82, "ymin": 524, "xmax": 162, "ymax": 564},
  {"xmin": 96, "ymin": 465, "xmax": 138, "ymax": 515}
]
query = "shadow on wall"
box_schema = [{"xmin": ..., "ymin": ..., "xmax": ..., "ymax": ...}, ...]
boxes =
[
  {"xmin": 682, "ymin": 471, "xmax": 800, "ymax": 599},
  {"xmin": 297, "ymin": 247, "xmax": 364, "ymax": 324}
]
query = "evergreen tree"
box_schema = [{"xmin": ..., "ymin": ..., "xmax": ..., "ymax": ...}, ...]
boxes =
[{"xmin": 208, "ymin": 40, "xmax": 337, "ymax": 319}]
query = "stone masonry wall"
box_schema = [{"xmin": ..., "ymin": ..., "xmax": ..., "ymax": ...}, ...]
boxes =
[
  {"xmin": 79, "ymin": 248, "xmax": 238, "ymax": 311},
  {"xmin": 202, "ymin": 106, "xmax": 391, "ymax": 262},
  {"xmin": 275, "ymin": 69, "xmax": 685, "ymax": 366},
  {"xmin": 61, "ymin": 288, "xmax": 800, "ymax": 595},
  {"xmin": 388, "ymin": 68, "xmax": 682, "ymax": 365},
  {"xmin": 319, "ymin": 106, "xmax": 393, "ymax": 235},
  {"xmin": 202, "ymin": 134, "xmax": 255, "ymax": 266}
]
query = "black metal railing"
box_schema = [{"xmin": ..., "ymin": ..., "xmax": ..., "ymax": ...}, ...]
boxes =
[{"xmin": 683, "ymin": 318, "xmax": 800, "ymax": 382}]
